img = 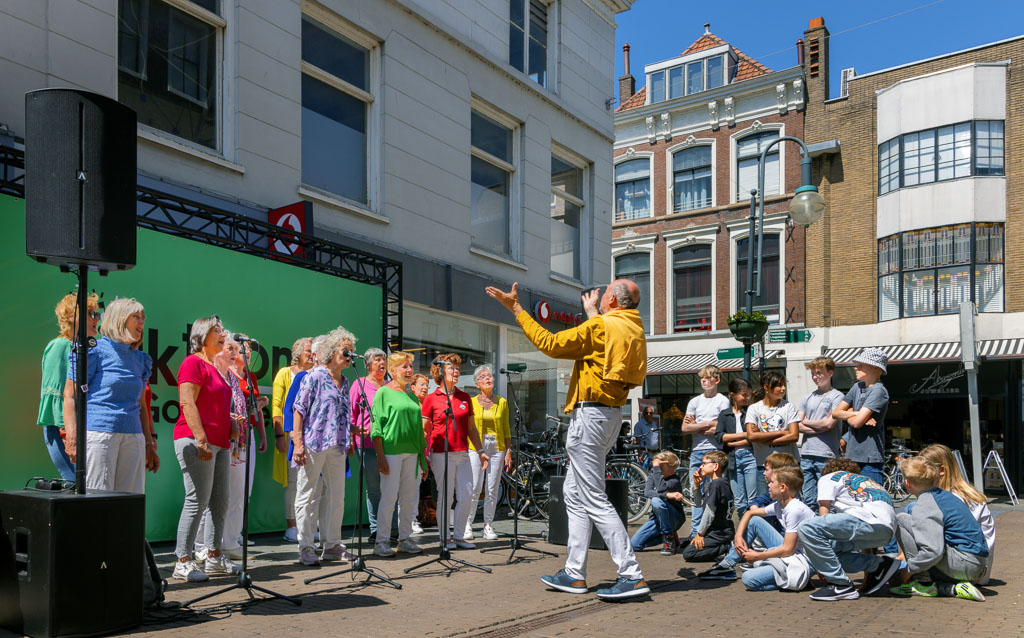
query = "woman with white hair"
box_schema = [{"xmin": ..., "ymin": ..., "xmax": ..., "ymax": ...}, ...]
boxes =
[
  {"xmin": 291, "ymin": 327, "xmax": 356, "ymax": 566},
  {"xmin": 62, "ymin": 297, "xmax": 154, "ymax": 494},
  {"xmin": 172, "ymin": 315, "xmax": 239, "ymax": 582},
  {"xmin": 467, "ymin": 365, "xmax": 512, "ymax": 540}
]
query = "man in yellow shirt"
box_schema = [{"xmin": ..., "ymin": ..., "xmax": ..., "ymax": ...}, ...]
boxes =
[{"xmin": 485, "ymin": 279, "xmax": 649, "ymax": 600}]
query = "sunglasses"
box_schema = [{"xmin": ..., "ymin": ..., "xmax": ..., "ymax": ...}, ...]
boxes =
[{"xmin": 88, "ymin": 310, "xmax": 100, "ymax": 320}]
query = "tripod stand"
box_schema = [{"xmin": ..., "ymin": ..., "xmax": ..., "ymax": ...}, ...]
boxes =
[
  {"xmin": 184, "ymin": 342, "xmax": 299, "ymax": 608},
  {"xmin": 405, "ymin": 361, "xmax": 490, "ymax": 575},
  {"xmin": 480, "ymin": 368, "xmax": 558, "ymax": 564},
  {"xmin": 305, "ymin": 360, "xmax": 401, "ymax": 589}
]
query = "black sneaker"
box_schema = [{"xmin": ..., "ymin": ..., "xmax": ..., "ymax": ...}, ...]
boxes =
[
  {"xmin": 861, "ymin": 556, "xmax": 900, "ymax": 596},
  {"xmin": 660, "ymin": 533, "xmax": 680, "ymax": 556},
  {"xmin": 698, "ymin": 564, "xmax": 737, "ymax": 581},
  {"xmin": 809, "ymin": 583, "xmax": 860, "ymax": 601}
]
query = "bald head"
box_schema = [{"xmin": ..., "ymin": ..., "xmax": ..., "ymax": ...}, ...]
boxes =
[{"xmin": 602, "ymin": 278, "xmax": 640, "ymax": 312}]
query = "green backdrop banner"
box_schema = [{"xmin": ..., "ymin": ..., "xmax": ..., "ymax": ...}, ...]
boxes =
[{"xmin": 0, "ymin": 194, "xmax": 383, "ymax": 541}]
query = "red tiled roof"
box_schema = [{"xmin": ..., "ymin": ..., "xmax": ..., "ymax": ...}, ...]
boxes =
[{"xmin": 616, "ymin": 31, "xmax": 773, "ymax": 112}]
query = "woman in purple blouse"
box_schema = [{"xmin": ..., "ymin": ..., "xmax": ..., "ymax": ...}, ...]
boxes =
[{"xmin": 291, "ymin": 327, "xmax": 356, "ymax": 567}]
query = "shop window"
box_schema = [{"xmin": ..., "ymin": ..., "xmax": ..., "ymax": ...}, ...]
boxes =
[{"xmin": 673, "ymin": 244, "xmax": 712, "ymax": 332}]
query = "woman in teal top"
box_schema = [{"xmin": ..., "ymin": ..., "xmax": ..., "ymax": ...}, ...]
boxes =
[
  {"xmin": 370, "ymin": 351, "xmax": 428, "ymax": 556},
  {"xmin": 37, "ymin": 293, "xmax": 100, "ymax": 481}
]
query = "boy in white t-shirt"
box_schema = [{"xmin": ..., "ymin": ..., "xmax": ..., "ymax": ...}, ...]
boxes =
[
  {"xmin": 797, "ymin": 458, "xmax": 900, "ymax": 602},
  {"xmin": 699, "ymin": 465, "xmax": 814, "ymax": 591},
  {"xmin": 682, "ymin": 365, "xmax": 730, "ymax": 538}
]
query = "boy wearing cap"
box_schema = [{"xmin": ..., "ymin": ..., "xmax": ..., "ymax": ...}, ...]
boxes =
[{"xmin": 831, "ymin": 348, "xmax": 889, "ymax": 488}]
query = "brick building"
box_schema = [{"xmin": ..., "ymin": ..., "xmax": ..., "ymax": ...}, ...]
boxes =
[
  {"xmin": 611, "ymin": 25, "xmax": 807, "ymax": 441},
  {"xmin": 801, "ymin": 18, "xmax": 1024, "ymax": 489}
]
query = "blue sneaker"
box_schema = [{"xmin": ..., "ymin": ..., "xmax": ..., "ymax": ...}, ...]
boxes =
[
  {"xmin": 540, "ymin": 569, "xmax": 588, "ymax": 594},
  {"xmin": 596, "ymin": 577, "xmax": 650, "ymax": 600}
]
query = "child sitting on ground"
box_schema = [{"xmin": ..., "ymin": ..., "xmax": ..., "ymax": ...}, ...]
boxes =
[
  {"xmin": 699, "ymin": 466, "xmax": 815, "ymax": 591},
  {"xmin": 630, "ymin": 451, "xmax": 686, "ymax": 555},
  {"xmin": 890, "ymin": 456, "xmax": 988, "ymax": 602},
  {"xmin": 745, "ymin": 452, "xmax": 800, "ymax": 535},
  {"xmin": 682, "ymin": 450, "xmax": 733, "ymax": 562}
]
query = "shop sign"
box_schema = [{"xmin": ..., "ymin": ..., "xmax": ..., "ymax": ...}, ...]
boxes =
[
  {"xmin": 535, "ymin": 300, "xmax": 551, "ymax": 323},
  {"xmin": 553, "ymin": 310, "xmax": 582, "ymax": 326},
  {"xmin": 268, "ymin": 201, "xmax": 312, "ymax": 259},
  {"xmin": 909, "ymin": 364, "xmax": 966, "ymax": 395}
]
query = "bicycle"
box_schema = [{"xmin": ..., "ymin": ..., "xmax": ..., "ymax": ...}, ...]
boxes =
[
  {"xmin": 499, "ymin": 417, "xmax": 568, "ymax": 521},
  {"xmin": 883, "ymin": 447, "xmax": 915, "ymax": 502}
]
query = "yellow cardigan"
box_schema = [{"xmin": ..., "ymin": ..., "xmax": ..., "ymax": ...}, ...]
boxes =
[{"xmin": 469, "ymin": 394, "xmax": 510, "ymax": 452}]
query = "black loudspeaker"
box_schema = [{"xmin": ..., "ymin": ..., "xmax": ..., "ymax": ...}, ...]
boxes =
[
  {"xmin": 24, "ymin": 88, "xmax": 137, "ymax": 271},
  {"xmin": 0, "ymin": 490, "xmax": 145, "ymax": 638},
  {"xmin": 547, "ymin": 477, "xmax": 628, "ymax": 550}
]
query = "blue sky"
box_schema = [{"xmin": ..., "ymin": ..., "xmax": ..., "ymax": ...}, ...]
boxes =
[{"xmin": 614, "ymin": 0, "xmax": 1024, "ymax": 100}]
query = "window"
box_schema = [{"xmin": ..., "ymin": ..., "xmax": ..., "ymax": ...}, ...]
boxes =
[
  {"xmin": 673, "ymin": 244, "xmax": 712, "ymax": 332},
  {"xmin": 877, "ymin": 120, "xmax": 1005, "ymax": 194},
  {"xmin": 117, "ymin": 0, "xmax": 221, "ymax": 149},
  {"xmin": 471, "ymin": 111, "xmax": 515, "ymax": 257},
  {"xmin": 687, "ymin": 60, "xmax": 704, "ymax": 95},
  {"xmin": 614, "ymin": 159, "xmax": 650, "ymax": 222},
  {"xmin": 551, "ymin": 154, "xmax": 585, "ymax": 280},
  {"xmin": 673, "ymin": 146, "xmax": 712, "ymax": 212},
  {"xmin": 648, "ymin": 54, "xmax": 727, "ymax": 103},
  {"xmin": 735, "ymin": 235, "xmax": 780, "ymax": 322},
  {"xmin": 509, "ymin": 0, "xmax": 547, "ymax": 87},
  {"xmin": 668, "ymin": 66, "xmax": 684, "ymax": 100},
  {"xmin": 706, "ymin": 55, "xmax": 724, "ymax": 89},
  {"xmin": 877, "ymin": 222, "xmax": 1003, "ymax": 320},
  {"xmin": 736, "ymin": 131, "xmax": 780, "ymax": 200},
  {"xmin": 615, "ymin": 253, "xmax": 650, "ymax": 332},
  {"xmin": 650, "ymin": 70, "xmax": 665, "ymax": 104},
  {"xmin": 301, "ymin": 17, "xmax": 372, "ymax": 205}
]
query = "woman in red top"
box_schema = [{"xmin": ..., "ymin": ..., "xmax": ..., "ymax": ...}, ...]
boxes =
[
  {"xmin": 421, "ymin": 353, "xmax": 488, "ymax": 548},
  {"xmin": 171, "ymin": 316, "xmax": 241, "ymax": 583}
]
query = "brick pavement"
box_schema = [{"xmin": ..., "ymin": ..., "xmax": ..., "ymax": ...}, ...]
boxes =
[{"xmin": 7, "ymin": 509, "xmax": 1018, "ymax": 637}]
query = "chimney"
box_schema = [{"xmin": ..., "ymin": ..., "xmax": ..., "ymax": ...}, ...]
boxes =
[
  {"xmin": 618, "ymin": 43, "xmax": 635, "ymax": 103},
  {"xmin": 803, "ymin": 17, "xmax": 830, "ymax": 102},
  {"xmin": 704, "ymin": 23, "xmax": 711, "ymax": 34},
  {"xmin": 796, "ymin": 38, "xmax": 804, "ymax": 66}
]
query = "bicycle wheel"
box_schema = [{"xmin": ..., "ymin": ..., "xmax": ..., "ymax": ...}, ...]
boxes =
[
  {"xmin": 503, "ymin": 463, "xmax": 535, "ymax": 520},
  {"xmin": 607, "ymin": 461, "xmax": 651, "ymax": 523},
  {"xmin": 527, "ymin": 463, "xmax": 553, "ymax": 521}
]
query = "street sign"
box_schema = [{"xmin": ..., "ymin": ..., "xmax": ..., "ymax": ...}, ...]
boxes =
[
  {"xmin": 767, "ymin": 328, "xmax": 813, "ymax": 344},
  {"xmin": 716, "ymin": 347, "xmax": 745, "ymax": 360}
]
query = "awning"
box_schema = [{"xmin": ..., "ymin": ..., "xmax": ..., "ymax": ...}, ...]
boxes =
[
  {"xmin": 824, "ymin": 338, "xmax": 1024, "ymax": 365},
  {"xmin": 647, "ymin": 350, "xmax": 782, "ymax": 375}
]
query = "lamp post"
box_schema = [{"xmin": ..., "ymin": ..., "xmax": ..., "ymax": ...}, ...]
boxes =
[{"xmin": 742, "ymin": 136, "xmax": 826, "ymax": 382}]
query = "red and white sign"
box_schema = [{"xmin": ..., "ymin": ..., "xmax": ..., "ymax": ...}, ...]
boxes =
[
  {"xmin": 535, "ymin": 300, "xmax": 551, "ymax": 323},
  {"xmin": 553, "ymin": 310, "xmax": 582, "ymax": 327},
  {"xmin": 268, "ymin": 201, "xmax": 312, "ymax": 259}
]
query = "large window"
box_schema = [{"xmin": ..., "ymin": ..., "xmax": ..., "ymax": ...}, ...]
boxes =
[
  {"xmin": 614, "ymin": 159, "xmax": 650, "ymax": 222},
  {"xmin": 877, "ymin": 222, "xmax": 1004, "ymax": 320},
  {"xmin": 735, "ymin": 235, "xmax": 780, "ymax": 322},
  {"xmin": 471, "ymin": 111, "xmax": 515, "ymax": 257},
  {"xmin": 673, "ymin": 244, "xmax": 712, "ymax": 332},
  {"xmin": 615, "ymin": 253, "xmax": 650, "ymax": 332},
  {"xmin": 673, "ymin": 146, "xmax": 712, "ymax": 212},
  {"xmin": 877, "ymin": 120, "xmax": 1005, "ymax": 194},
  {"xmin": 551, "ymin": 154, "xmax": 585, "ymax": 280},
  {"xmin": 648, "ymin": 54, "xmax": 727, "ymax": 103},
  {"xmin": 509, "ymin": 0, "xmax": 547, "ymax": 87},
  {"xmin": 118, "ymin": 0, "xmax": 221, "ymax": 149},
  {"xmin": 301, "ymin": 16, "xmax": 373, "ymax": 205},
  {"xmin": 736, "ymin": 131, "xmax": 780, "ymax": 200}
]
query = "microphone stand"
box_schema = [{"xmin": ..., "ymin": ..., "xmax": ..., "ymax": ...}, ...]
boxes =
[
  {"xmin": 305, "ymin": 359, "xmax": 401, "ymax": 589},
  {"xmin": 184, "ymin": 343, "xmax": 300, "ymax": 608},
  {"xmin": 480, "ymin": 369, "xmax": 557, "ymax": 564},
  {"xmin": 405, "ymin": 363, "xmax": 490, "ymax": 575}
]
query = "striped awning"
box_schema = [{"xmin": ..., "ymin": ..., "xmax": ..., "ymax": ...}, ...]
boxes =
[
  {"xmin": 825, "ymin": 339, "xmax": 1024, "ymax": 365},
  {"xmin": 647, "ymin": 350, "xmax": 782, "ymax": 375}
]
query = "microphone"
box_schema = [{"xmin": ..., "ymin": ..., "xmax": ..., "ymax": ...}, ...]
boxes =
[
  {"xmin": 500, "ymin": 363, "xmax": 528, "ymax": 374},
  {"xmin": 233, "ymin": 333, "xmax": 258, "ymax": 345},
  {"xmin": 431, "ymin": 358, "xmax": 453, "ymax": 366},
  {"xmin": 342, "ymin": 349, "xmax": 364, "ymax": 359}
]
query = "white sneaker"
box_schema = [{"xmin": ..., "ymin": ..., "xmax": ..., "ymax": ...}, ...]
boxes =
[
  {"xmin": 299, "ymin": 547, "xmax": 320, "ymax": 566},
  {"xmin": 172, "ymin": 559, "xmax": 209, "ymax": 582},
  {"xmin": 374, "ymin": 542, "xmax": 396, "ymax": 557},
  {"xmin": 464, "ymin": 524, "xmax": 475, "ymax": 540},
  {"xmin": 204, "ymin": 553, "xmax": 241, "ymax": 575},
  {"xmin": 193, "ymin": 546, "xmax": 208, "ymax": 563},
  {"xmin": 396, "ymin": 539, "xmax": 423, "ymax": 554},
  {"xmin": 223, "ymin": 546, "xmax": 244, "ymax": 560},
  {"xmin": 411, "ymin": 520, "xmax": 424, "ymax": 535},
  {"xmin": 483, "ymin": 525, "xmax": 499, "ymax": 540},
  {"xmin": 283, "ymin": 527, "xmax": 298, "ymax": 542}
]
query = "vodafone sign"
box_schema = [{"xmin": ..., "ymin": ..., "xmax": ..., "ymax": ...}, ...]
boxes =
[
  {"xmin": 534, "ymin": 300, "xmax": 581, "ymax": 327},
  {"xmin": 534, "ymin": 300, "xmax": 551, "ymax": 323},
  {"xmin": 268, "ymin": 201, "xmax": 313, "ymax": 259}
]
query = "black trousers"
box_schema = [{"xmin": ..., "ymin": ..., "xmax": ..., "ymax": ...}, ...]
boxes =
[{"xmin": 681, "ymin": 527, "xmax": 734, "ymax": 562}]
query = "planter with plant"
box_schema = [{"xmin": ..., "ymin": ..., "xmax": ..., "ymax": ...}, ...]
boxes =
[{"xmin": 727, "ymin": 310, "xmax": 769, "ymax": 344}]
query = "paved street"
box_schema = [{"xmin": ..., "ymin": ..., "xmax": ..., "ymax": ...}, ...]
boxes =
[{"xmin": 34, "ymin": 503, "xmax": 1016, "ymax": 637}]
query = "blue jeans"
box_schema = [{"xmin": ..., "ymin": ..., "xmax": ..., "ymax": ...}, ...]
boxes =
[
  {"xmin": 756, "ymin": 466, "xmax": 768, "ymax": 496},
  {"xmin": 800, "ymin": 456, "xmax": 830, "ymax": 510},
  {"xmin": 720, "ymin": 516, "xmax": 785, "ymax": 591},
  {"xmin": 688, "ymin": 451, "xmax": 710, "ymax": 535},
  {"xmin": 43, "ymin": 425, "xmax": 75, "ymax": 481},
  {"xmin": 729, "ymin": 448, "xmax": 758, "ymax": 515},
  {"xmin": 630, "ymin": 497, "xmax": 683, "ymax": 550},
  {"xmin": 852, "ymin": 462, "xmax": 898, "ymax": 554},
  {"xmin": 797, "ymin": 513, "xmax": 892, "ymax": 586}
]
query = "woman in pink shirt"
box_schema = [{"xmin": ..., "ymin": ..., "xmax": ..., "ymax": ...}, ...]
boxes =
[{"xmin": 349, "ymin": 347, "xmax": 394, "ymax": 543}]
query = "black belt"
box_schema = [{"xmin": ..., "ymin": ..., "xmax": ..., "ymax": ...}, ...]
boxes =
[{"xmin": 576, "ymin": 401, "xmax": 616, "ymax": 409}]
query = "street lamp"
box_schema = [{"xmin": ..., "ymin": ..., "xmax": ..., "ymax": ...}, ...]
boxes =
[{"xmin": 742, "ymin": 136, "xmax": 825, "ymax": 381}]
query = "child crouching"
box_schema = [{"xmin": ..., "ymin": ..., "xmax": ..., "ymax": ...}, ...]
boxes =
[
  {"xmin": 630, "ymin": 451, "xmax": 686, "ymax": 555},
  {"xmin": 682, "ymin": 450, "xmax": 733, "ymax": 562}
]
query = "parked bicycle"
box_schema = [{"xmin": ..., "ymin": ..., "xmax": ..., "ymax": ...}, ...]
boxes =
[
  {"xmin": 883, "ymin": 446, "xmax": 915, "ymax": 502},
  {"xmin": 500, "ymin": 416, "xmax": 568, "ymax": 521}
]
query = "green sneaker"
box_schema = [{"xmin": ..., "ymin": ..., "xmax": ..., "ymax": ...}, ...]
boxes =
[
  {"xmin": 952, "ymin": 582, "xmax": 985, "ymax": 602},
  {"xmin": 890, "ymin": 581, "xmax": 938, "ymax": 598}
]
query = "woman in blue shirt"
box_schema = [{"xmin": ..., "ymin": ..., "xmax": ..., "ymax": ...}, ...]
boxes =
[{"xmin": 63, "ymin": 297, "xmax": 154, "ymax": 494}]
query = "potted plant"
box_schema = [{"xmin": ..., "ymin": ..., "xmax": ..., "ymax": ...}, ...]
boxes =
[{"xmin": 727, "ymin": 310, "xmax": 769, "ymax": 344}]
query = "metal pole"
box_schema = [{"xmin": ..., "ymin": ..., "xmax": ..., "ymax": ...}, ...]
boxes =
[
  {"xmin": 74, "ymin": 266, "xmax": 88, "ymax": 494},
  {"xmin": 743, "ymin": 191, "xmax": 757, "ymax": 382},
  {"xmin": 960, "ymin": 302, "xmax": 984, "ymax": 491}
]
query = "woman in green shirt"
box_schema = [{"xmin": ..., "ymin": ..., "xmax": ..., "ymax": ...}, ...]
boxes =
[
  {"xmin": 371, "ymin": 351, "xmax": 428, "ymax": 557},
  {"xmin": 38, "ymin": 293, "xmax": 100, "ymax": 481}
]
